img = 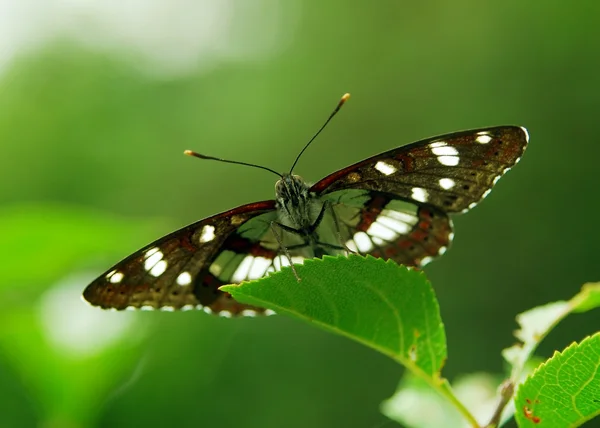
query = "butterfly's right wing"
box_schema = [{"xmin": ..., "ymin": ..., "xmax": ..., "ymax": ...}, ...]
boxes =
[
  {"xmin": 83, "ymin": 201, "xmax": 281, "ymax": 315},
  {"xmin": 311, "ymin": 126, "xmax": 528, "ymax": 267}
]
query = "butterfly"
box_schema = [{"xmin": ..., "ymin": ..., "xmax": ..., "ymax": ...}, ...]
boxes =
[{"xmin": 83, "ymin": 94, "xmax": 528, "ymax": 316}]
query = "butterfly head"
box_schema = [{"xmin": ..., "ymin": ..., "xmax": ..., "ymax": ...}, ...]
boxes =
[
  {"xmin": 275, "ymin": 174, "xmax": 309, "ymax": 203},
  {"xmin": 275, "ymin": 173, "xmax": 313, "ymax": 216}
]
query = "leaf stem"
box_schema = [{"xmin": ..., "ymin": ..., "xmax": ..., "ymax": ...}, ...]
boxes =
[
  {"xmin": 484, "ymin": 380, "xmax": 514, "ymax": 428},
  {"xmin": 405, "ymin": 362, "xmax": 480, "ymax": 427},
  {"xmin": 437, "ymin": 379, "xmax": 480, "ymax": 428}
]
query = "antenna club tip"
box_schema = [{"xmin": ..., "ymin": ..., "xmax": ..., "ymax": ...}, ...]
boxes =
[
  {"xmin": 184, "ymin": 150, "xmax": 205, "ymax": 159},
  {"xmin": 341, "ymin": 93, "xmax": 351, "ymax": 101}
]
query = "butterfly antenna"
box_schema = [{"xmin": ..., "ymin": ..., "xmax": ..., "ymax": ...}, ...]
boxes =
[
  {"xmin": 289, "ymin": 93, "xmax": 351, "ymax": 174},
  {"xmin": 184, "ymin": 151, "xmax": 283, "ymax": 178}
]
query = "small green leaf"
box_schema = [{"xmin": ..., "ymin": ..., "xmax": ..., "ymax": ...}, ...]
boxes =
[
  {"xmin": 571, "ymin": 283, "xmax": 600, "ymax": 313},
  {"xmin": 503, "ymin": 283, "xmax": 600, "ymax": 380},
  {"xmin": 382, "ymin": 373, "xmax": 503, "ymax": 428},
  {"xmin": 515, "ymin": 333, "xmax": 600, "ymax": 428},
  {"xmin": 222, "ymin": 255, "xmax": 447, "ymax": 377}
]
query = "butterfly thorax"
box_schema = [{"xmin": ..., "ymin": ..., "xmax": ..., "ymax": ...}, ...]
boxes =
[{"xmin": 275, "ymin": 174, "xmax": 321, "ymax": 232}]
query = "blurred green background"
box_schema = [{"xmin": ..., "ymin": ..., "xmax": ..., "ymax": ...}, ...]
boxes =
[{"xmin": 1, "ymin": 1, "xmax": 599, "ymax": 427}]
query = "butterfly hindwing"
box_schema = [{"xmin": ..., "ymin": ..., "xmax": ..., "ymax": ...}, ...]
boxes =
[
  {"xmin": 311, "ymin": 126, "xmax": 528, "ymax": 213},
  {"xmin": 83, "ymin": 201, "xmax": 277, "ymax": 315},
  {"xmin": 322, "ymin": 190, "xmax": 453, "ymax": 267}
]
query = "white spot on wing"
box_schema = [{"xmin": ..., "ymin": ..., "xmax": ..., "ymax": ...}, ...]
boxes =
[
  {"xmin": 247, "ymin": 256, "xmax": 272, "ymax": 280},
  {"xmin": 429, "ymin": 141, "xmax": 447, "ymax": 148},
  {"xmin": 374, "ymin": 161, "xmax": 397, "ymax": 176},
  {"xmin": 264, "ymin": 309, "xmax": 276, "ymax": 316},
  {"xmin": 411, "ymin": 187, "xmax": 428, "ymax": 203},
  {"xmin": 231, "ymin": 255, "xmax": 253, "ymax": 283},
  {"xmin": 241, "ymin": 309, "xmax": 257, "ymax": 317},
  {"xmin": 199, "ymin": 224, "xmax": 216, "ymax": 243},
  {"xmin": 431, "ymin": 146, "xmax": 459, "ymax": 156},
  {"xmin": 353, "ymin": 231, "xmax": 374, "ymax": 252},
  {"xmin": 345, "ymin": 240, "xmax": 358, "ymax": 252},
  {"xmin": 145, "ymin": 247, "xmax": 160, "ymax": 258},
  {"xmin": 144, "ymin": 250, "xmax": 164, "ymax": 271},
  {"xmin": 376, "ymin": 215, "xmax": 411, "ymax": 234},
  {"xmin": 371, "ymin": 236, "xmax": 385, "ymax": 246},
  {"xmin": 219, "ymin": 310, "xmax": 232, "ymax": 318},
  {"xmin": 437, "ymin": 156, "xmax": 460, "ymax": 166},
  {"xmin": 420, "ymin": 256, "xmax": 434, "ymax": 266},
  {"xmin": 367, "ymin": 222, "xmax": 397, "ymax": 241},
  {"xmin": 273, "ymin": 255, "xmax": 303, "ymax": 270},
  {"xmin": 438, "ymin": 246, "xmax": 447, "ymax": 255},
  {"xmin": 176, "ymin": 271, "xmax": 192, "ymax": 286},
  {"xmin": 384, "ymin": 210, "xmax": 418, "ymax": 225},
  {"xmin": 109, "ymin": 271, "xmax": 124, "ymax": 284},
  {"xmin": 520, "ymin": 127, "xmax": 529, "ymax": 142},
  {"xmin": 476, "ymin": 134, "xmax": 492, "ymax": 144},
  {"xmin": 439, "ymin": 178, "xmax": 456, "ymax": 190},
  {"xmin": 273, "ymin": 256, "xmax": 286, "ymax": 270},
  {"xmin": 149, "ymin": 260, "xmax": 168, "ymax": 277},
  {"xmin": 482, "ymin": 189, "xmax": 492, "ymax": 199},
  {"xmin": 203, "ymin": 306, "xmax": 213, "ymax": 315}
]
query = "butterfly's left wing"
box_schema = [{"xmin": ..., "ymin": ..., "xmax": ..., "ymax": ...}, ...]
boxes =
[
  {"xmin": 312, "ymin": 126, "xmax": 528, "ymax": 266},
  {"xmin": 83, "ymin": 201, "xmax": 280, "ymax": 315}
]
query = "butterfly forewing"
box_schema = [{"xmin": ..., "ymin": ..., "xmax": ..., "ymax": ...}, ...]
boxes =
[
  {"xmin": 83, "ymin": 201, "xmax": 278, "ymax": 315},
  {"xmin": 311, "ymin": 126, "xmax": 528, "ymax": 213}
]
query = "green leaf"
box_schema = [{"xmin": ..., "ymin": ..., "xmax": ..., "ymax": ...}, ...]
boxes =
[
  {"xmin": 503, "ymin": 283, "xmax": 600, "ymax": 381},
  {"xmin": 222, "ymin": 255, "xmax": 446, "ymax": 376},
  {"xmin": 223, "ymin": 256, "xmax": 479, "ymax": 426},
  {"xmin": 515, "ymin": 332, "xmax": 600, "ymax": 428},
  {"xmin": 571, "ymin": 283, "xmax": 600, "ymax": 313}
]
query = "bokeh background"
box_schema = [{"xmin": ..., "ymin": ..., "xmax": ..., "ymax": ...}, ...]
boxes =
[{"xmin": 1, "ymin": 1, "xmax": 599, "ymax": 427}]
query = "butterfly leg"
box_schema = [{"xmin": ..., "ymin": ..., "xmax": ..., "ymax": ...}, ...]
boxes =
[
  {"xmin": 307, "ymin": 201, "xmax": 329, "ymax": 234},
  {"xmin": 269, "ymin": 221, "xmax": 301, "ymax": 281},
  {"xmin": 307, "ymin": 201, "xmax": 355, "ymax": 254},
  {"xmin": 326, "ymin": 203, "xmax": 359, "ymax": 255}
]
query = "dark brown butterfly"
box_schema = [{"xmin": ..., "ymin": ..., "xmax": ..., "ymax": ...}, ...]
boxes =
[{"xmin": 83, "ymin": 94, "xmax": 528, "ymax": 316}]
